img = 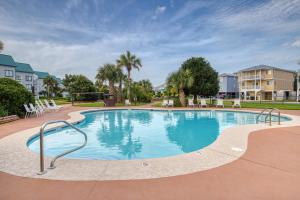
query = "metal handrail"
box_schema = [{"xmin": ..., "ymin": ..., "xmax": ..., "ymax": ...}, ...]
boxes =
[
  {"xmin": 268, "ymin": 108, "xmax": 281, "ymax": 126},
  {"xmin": 256, "ymin": 108, "xmax": 281, "ymax": 126},
  {"xmin": 256, "ymin": 108, "xmax": 272, "ymax": 123},
  {"xmin": 37, "ymin": 120, "xmax": 87, "ymax": 175}
]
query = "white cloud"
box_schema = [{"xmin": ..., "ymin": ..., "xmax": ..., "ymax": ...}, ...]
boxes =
[
  {"xmin": 152, "ymin": 5, "xmax": 167, "ymax": 20},
  {"xmin": 291, "ymin": 39, "xmax": 300, "ymax": 47}
]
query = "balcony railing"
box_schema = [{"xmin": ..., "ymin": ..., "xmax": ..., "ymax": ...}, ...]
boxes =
[
  {"xmin": 241, "ymin": 74, "xmax": 273, "ymax": 80},
  {"xmin": 241, "ymin": 85, "xmax": 265, "ymax": 90}
]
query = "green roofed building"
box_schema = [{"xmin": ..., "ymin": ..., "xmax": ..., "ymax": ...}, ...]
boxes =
[
  {"xmin": 15, "ymin": 62, "xmax": 35, "ymax": 91},
  {"xmin": 0, "ymin": 54, "xmax": 17, "ymax": 79},
  {"xmin": 1, "ymin": 53, "xmax": 63, "ymax": 97},
  {"xmin": 35, "ymin": 71, "xmax": 51, "ymax": 96}
]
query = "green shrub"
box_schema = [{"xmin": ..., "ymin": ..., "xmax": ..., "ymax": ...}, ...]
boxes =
[
  {"xmin": 0, "ymin": 78, "xmax": 34, "ymax": 116},
  {"xmin": 0, "ymin": 106, "xmax": 8, "ymax": 117}
]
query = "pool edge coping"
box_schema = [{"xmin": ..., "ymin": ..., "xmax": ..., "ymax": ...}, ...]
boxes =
[{"xmin": 0, "ymin": 107, "xmax": 300, "ymax": 181}]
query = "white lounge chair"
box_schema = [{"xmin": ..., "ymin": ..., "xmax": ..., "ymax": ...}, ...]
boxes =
[
  {"xmin": 50, "ymin": 99, "xmax": 63, "ymax": 110},
  {"xmin": 188, "ymin": 99, "xmax": 195, "ymax": 107},
  {"xmin": 216, "ymin": 99, "xmax": 224, "ymax": 108},
  {"xmin": 44, "ymin": 100, "xmax": 57, "ymax": 111},
  {"xmin": 38, "ymin": 100, "xmax": 48, "ymax": 110},
  {"xmin": 125, "ymin": 99, "xmax": 131, "ymax": 106},
  {"xmin": 162, "ymin": 99, "xmax": 168, "ymax": 107},
  {"xmin": 24, "ymin": 104, "xmax": 35, "ymax": 118},
  {"xmin": 35, "ymin": 101, "xmax": 45, "ymax": 115},
  {"xmin": 29, "ymin": 103, "xmax": 40, "ymax": 117},
  {"xmin": 200, "ymin": 99, "xmax": 207, "ymax": 107},
  {"xmin": 168, "ymin": 99, "xmax": 174, "ymax": 107},
  {"xmin": 233, "ymin": 99, "xmax": 241, "ymax": 108}
]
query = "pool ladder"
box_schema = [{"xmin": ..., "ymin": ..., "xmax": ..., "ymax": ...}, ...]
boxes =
[
  {"xmin": 256, "ymin": 108, "xmax": 281, "ymax": 126},
  {"xmin": 37, "ymin": 120, "xmax": 87, "ymax": 175}
]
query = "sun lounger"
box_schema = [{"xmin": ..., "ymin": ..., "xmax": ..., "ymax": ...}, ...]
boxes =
[
  {"xmin": 44, "ymin": 99, "xmax": 58, "ymax": 111},
  {"xmin": 162, "ymin": 99, "xmax": 168, "ymax": 107},
  {"xmin": 216, "ymin": 99, "xmax": 224, "ymax": 108},
  {"xmin": 200, "ymin": 99, "xmax": 207, "ymax": 107},
  {"xmin": 50, "ymin": 99, "xmax": 63, "ymax": 109},
  {"xmin": 125, "ymin": 99, "xmax": 131, "ymax": 106},
  {"xmin": 188, "ymin": 99, "xmax": 195, "ymax": 107},
  {"xmin": 24, "ymin": 104, "xmax": 36, "ymax": 118},
  {"xmin": 232, "ymin": 99, "xmax": 241, "ymax": 108},
  {"xmin": 168, "ymin": 99, "xmax": 174, "ymax": 107}
]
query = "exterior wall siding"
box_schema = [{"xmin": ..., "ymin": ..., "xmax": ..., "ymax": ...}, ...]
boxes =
[
  {"xmin": 0, "ymin": 65, "xmax": 15, "ymax": 79},
  {"xmin": 15, "ymin": 72, "xmax": 34, "ymax": 91}
]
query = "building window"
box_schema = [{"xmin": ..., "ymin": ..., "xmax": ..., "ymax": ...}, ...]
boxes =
[
  {"xmin": 25, "ymin": 76, "xmax": 32, "ymax": 81},
  {"xmin": 4, "ymin": 70, "xmax": 14, "ymax": 77},
  {"xmin": 16, "ymin": 75, "xmax": 22, "ymax": 81},
  {"xmin": 26, "ymin": 84, "xmax": 32, "ymax": 90},
  {"xmin": 267, "ymin": 81, "xmax": 271, "ymax": 85}
]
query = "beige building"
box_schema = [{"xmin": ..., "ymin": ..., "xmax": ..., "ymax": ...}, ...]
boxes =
[{"xmin": 237, "ymin": 65, "xmax": 296, "ymax": 101}]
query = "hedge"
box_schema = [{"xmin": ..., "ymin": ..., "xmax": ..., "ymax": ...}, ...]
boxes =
[{"xmin": 0, "ymin": 78, "xmax": 34, "ymax": 117}]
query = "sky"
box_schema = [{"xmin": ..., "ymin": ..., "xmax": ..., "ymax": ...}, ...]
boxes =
[{"xmin": 0, "ymin": 0, "xmax": 300, "ymax": 86}]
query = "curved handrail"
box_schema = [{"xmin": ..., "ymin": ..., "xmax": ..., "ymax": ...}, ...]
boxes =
[
  {"xmin": 269, "ymin": 108, "xmax": 281, "ymax": 125},
  {"xmin": 37, "ymin": 120, "xmax": 87, "ymax": 175},
  {"xmin": 257, "ymin": 108, "xmax": 281, "ymax": 126},
  {"xmin": 256, "ymin": 108, "xmax": 272, "ymax": 123}
]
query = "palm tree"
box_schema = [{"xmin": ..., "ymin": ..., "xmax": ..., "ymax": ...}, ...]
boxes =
[
  {"xmin": 116, "ymin": 69, "xmax": 126, "ymax": 103},
  {"xmin": 43, "ymin": 76, "xmax": 58, "ymax": 98},
  {"xmin": 96, "ymin": 64, "xmax": 120, "ymax": 97},
  {"xmin": 167, "ymin": 69, "xmax": 193, "ymax": 106},
  {"xmin": 116, "ymin": 51, "xmax": 142, "ymax": 100},
  {"xmin": 0, "ymin": 41, "xmax": 3, "ymax": 52}
]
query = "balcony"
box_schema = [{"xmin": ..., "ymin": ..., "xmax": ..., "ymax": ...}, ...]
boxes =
[{"xmin": 241, "ymin": 85, "xmax": 265, "ymax": 90}]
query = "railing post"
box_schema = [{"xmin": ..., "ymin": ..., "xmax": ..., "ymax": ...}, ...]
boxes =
[
  {"xmin": 269, "ymin": 112, "xmax": 272, "ymax": 126},
  {"xmin": 37, "ymin": 120, "xmax": 87, "ymax": 175},
  {"xmin": 278, "ymin": 111, "xmax": 280, "ymax": 125},
  {"xmin": 37, "ymin": 126, "xmax": 46, "ymax": 175}
]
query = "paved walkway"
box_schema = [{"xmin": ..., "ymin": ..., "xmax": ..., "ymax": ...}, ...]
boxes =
[{"xmin": 0, "ymin": 105, "xmax": 299, "ymax": 200}]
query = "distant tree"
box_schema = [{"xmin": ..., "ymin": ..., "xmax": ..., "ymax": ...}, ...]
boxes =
[
  {"xmin": 116, "ymin": 51, "xmax": 142, "ymax": 99},
  {"xmin": 43, "ymin": 76, "xmax": 58, "ymax": 98},
  {"xmin": 63, "ymin": 74, "xmax": 96, "ymax": 100},
  {"xmin": 138, "ymin": 79, "xmax": 154, "ymax": 94},
  {"xmin": 96, "ymin": 64, "xmax": 120, "ymax": 97},
  {"xmin": 181, "ymin": 57, "xmax": 219, "ymax": 98},
  {"xmin": 0, "ymin": 41, "xmax": 3, "ymax": 52},
  {"xmin": 166, "ymin": 69, "xmax": 193, "ymax": 106}
]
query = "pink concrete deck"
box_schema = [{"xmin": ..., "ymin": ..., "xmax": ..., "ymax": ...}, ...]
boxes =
[{"xmin": 0, "ymin": 105, "xmax": 299, "ymax": 200}]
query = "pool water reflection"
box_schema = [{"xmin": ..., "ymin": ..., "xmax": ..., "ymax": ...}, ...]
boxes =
[{"xmin": 27, "ymin": 110, "xmax": 286, "ymax": 160}]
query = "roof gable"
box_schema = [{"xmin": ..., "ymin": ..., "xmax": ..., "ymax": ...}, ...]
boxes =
[
  {"xmin": 239, "ymin": 64, "xmax": 296, "ymax": 74},
  {"xmin": 35, "ymin": 71, "xmax": 50, "ymax": 79},
  {"xmin": 15, "ymin": 62, "xmax": 34, "ymax": 73},
  {"xmin": 0, "ymin": 54, "xmax": 17, "ymax": 67}
]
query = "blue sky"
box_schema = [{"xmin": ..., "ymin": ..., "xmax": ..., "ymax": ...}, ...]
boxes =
[{"xmin": 0, "ymin": 0, "xmax": 300, "ymax": 85}]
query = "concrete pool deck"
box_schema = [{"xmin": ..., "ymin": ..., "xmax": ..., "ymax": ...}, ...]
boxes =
[{"xmin": 0, "ymin": 105, "xmax": 300, "ymax": 199}]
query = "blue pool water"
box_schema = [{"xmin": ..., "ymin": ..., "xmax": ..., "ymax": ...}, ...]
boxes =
[{"xmin": 27, "ymin": 110, "xmax": 289, "ymax": 160}]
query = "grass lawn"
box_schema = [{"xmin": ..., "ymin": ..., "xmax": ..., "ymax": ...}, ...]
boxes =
[
  {"xmin": 74, "ymin": 102, "xmax": 105, "ymax": 107},
  {"xmin": 54, "ymin": 98, "xmax": 71, "ymax": 105},
  {"xmin": 152, "ymin": 100, "xmax": 300, "ymax": 110},
  {"xmin": 74, "ymin": 102, "xmax": 148, "ymax": 107},
  {"xmin": 237, "ymin": 102, "xmax": 300, "ymax": 110}
]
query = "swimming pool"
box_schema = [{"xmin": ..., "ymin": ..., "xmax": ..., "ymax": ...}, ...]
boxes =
[{"xmin": 27, "ymin": 109, "xmax": 289, "ymax": 160}]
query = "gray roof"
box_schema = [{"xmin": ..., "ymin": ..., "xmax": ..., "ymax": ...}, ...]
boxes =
[
  {"xmin": 238, "ymin": 64, "xmax": 296, "ymax": 74},
  {"xmin": 219, "ymin": 73, "xmax": 237, "ymax": 77}
]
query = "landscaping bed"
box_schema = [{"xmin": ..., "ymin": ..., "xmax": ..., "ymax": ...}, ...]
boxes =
[{"xmin": 0, "ymin": 115, "xmax": 19, "ymax": 124}]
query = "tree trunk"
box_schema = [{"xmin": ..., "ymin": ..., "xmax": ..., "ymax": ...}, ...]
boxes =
[
  {"xmin": 179, "ymin": 88, "xmax": 186, "ymax": 107},
  {"xmin": 127, "ymin": 69, "xmax": 131, "ymax": 100},
  {"xmin": 108, "ymin": 81, "xmax": 115, "ymax": 98},
  {"xmin": 117, "ymin": 80, "xmax": 122, "ymax": 103}
]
